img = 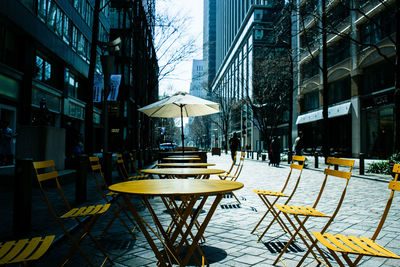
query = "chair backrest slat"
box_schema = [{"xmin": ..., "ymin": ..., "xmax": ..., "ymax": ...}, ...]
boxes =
[
  {"xmin": 36, "ymin": 170, "xmax": 59, "ymax": 182},
  {"xmin": 388, "ymin": 180, "xmax": 400, "ymax": 191},
  {"xmin": 290, "ymin": 163, "xmax": 303, "ymax": 170},
  {"xmin": 327, "ymin": 157, "xmax": 354, "ymax": 167},
  {"xmin": 324, "ymin": 168, "xmax": 352, "ymax": 180},
  {"xmin": 292, "ymin": 155, "xmax": 305, "ymax": 162}
]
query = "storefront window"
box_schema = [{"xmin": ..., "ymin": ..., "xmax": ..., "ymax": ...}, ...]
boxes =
[{"xmin": 366, "ymin": 107, "xmax": 393, "ymax": 158}]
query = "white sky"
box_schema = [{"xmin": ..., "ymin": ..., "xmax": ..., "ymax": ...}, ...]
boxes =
[{"xmin": 156, "ymin": 0, "xmax": 203, "ymax": 97}]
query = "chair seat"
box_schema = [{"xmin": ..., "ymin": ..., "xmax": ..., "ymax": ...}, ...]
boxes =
[
  {"xmin": 106, "ymin": 191, "xmax": 118, "ymax": 196},
  {"xmin": 218, "ymin": 174, "xmax": 235, "ymax": 179},
  {"xmin": 275, "ymin": 205, "xmax": 329, "ymax": 217},
  {"xmin": 312, "ymin": 232, "xmax": 400, "ymax": 258},
  {"xmin": 60, "ymin": 204, "xmax": 110, "ymax": 218},
  {"xmin": 253, "ymin": 189, "xmax": 288, "ymax": 197},
  {"xmin": 0, "ymin": 235, "xmax": 55, "ymax": 264}
]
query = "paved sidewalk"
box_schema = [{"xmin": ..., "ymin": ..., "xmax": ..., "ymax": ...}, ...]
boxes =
[{"xmin": 3, "ymin": 153, "xmax": 400, "ymax": 266}]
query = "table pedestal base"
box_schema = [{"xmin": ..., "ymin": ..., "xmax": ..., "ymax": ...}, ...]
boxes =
[{"xmin": 122, "ymin": 194, "xmax": 223, "ymax": 266}]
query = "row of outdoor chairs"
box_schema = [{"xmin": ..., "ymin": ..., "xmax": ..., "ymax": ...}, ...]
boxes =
[
  {"xmin": 252, "ymin": 156, "xmax": 400, "ymax": 266},
  {"xmin": 0, "ymin": 153, "xmax": 147, "ymax": 266}
]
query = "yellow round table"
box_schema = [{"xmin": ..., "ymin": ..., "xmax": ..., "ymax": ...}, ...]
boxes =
[
  {"xmin": 141, "ymin": 168, "xmax": 225, "ymax": 179},
  {"xmin": 162, "ymin": 157, "xmax": 201, "ymax": 163},
  {"xmin": 109, "ymin": 179, "xmax": 243, "ymax": 266},
  {"xmin": 156, "ymin": 163, "xmax": 215, "ymax": 168},
  {"xmin": 166, "ymin": 155, "xmax": 200, "ymax": 158}
]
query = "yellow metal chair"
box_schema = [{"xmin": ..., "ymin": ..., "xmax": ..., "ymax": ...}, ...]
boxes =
[
  {"xmin": 272, "ymin": 157, "xmax": 355, "ymax": 266},
  {"xmin": 33, "ymin": 160, "xmax": 112, "ymax": 267},
  {"xmin": 115, "ymin": 153, "xmax": 147, "ymax": 181},
  {"xmin": 252, "ymin": 155, "xmax": 306, "ymax": 241},
  {"xmin": 218, "ymin": 151, "xmax": 246, "ymax": 204},
  {"xmin": 217, "ymin": 151, "xmax": 237, "ymax": 178},
  {"xmin": 0, "ymin": 235, "xmax": 54, "ymax": 265},
  {"xmin": 307, "ymin": 163, "xmax": 400, "ymax": 267},
  {"xmin": 88, "ymin": 156, "xmax": 138, "ymax": 239},
  {"xmin": 126, "ymin": 153, "xmax": 149, "ymax": 179}
]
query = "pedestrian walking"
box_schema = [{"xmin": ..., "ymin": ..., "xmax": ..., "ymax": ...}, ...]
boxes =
[
  {"xmin": 229, "ymin": 132, "xmax": 240, "ymax": 161},
  {"xmin": 294, "ymin": 131, "xmax": 304, "ymax": 156},
  {"xmin": 270, "ymin": 136, "xmax": 281, "ymax": 167},
  {"xmin": 294, "ymin": 131, "xmax": 306, "ymax": 166},
  {"xmin": 0, "ymin": 121, "xmax": 15, "ymax": 166}
]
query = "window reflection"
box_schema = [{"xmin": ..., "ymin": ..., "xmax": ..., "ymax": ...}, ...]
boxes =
[{"xmin": 35, "ymin": 55, "xmax": 52, "ymax": 83}]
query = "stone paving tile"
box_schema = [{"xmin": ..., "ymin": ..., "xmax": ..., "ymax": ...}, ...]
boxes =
[{"xmin": 5, "ymin": 153, "xmax": 400, "ymax": 266}]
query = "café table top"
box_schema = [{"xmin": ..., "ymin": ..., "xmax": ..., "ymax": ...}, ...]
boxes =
[
  {"xmin": 163, "ymin": 157, "xmax": 201, "ymax": 161},
  {"xmin": 166, "ymin": 155, "xmax": 200, "ymax": 158},
  {"xmin": 108, "ymin": 179, "xmax": 244, "ymax": 196},
  {"xmin": 140, "ymin": 168, "xmax": 225, "ymax": 176},
  {"xmin": 156, "ymin": 163, "xmax": 215, "ymax": 168}
]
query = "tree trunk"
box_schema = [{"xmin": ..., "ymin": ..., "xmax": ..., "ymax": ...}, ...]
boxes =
[
  {"xmin": 321, "ymin": 0, "xmax": 330, "ymax": 161},
  {"xmin": 394, "ymin": 1, "xmax": 400, "ymax": 153},
  {"xmin": 84, "ymin": 0, "xmax": 100, "ymax": 155}
]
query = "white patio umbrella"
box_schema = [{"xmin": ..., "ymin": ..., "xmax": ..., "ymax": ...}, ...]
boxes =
[{"xmin": 138, "ymin": 92, "xmax": 220, "ymax": 152}]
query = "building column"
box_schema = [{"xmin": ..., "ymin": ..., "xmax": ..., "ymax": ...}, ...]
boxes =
[{"xmin": 19, "ymin": 38, "xmax": 34, "ymax": 125}]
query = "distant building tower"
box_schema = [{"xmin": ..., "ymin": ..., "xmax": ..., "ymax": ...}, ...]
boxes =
[
  {"xmin": 208, "ymin": 0, "xmax": 287, "ymax": 151},
  {"xmin": 189, "ymin": 59, "xmax": 205, "ymax": 98}
]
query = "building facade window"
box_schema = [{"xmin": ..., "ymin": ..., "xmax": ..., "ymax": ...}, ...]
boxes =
[
  {"xmin": 327, "ymin": 38, "xmax": 350, "ymax": 68},
  {"xmin": 301, "ymin": 57, "xmax": 319, "ymax": 81},
  {"xmin": 359, "ymin": 7, "xmax": 395, "ymax": 47},
  {"xmin": 65, "ymin": 68, "xmax": 79, "ymax": 99},
  {"xmin": 326, "ymin": 0, "xmax": 350, "ymax": 26},
  {"xmin": 328, "ymin": 76, "xmax": 351, "ymax": 105},
  {"xmin": 35, "ymin": 0, "xmax": 92, "ymax": 61},
  {"xmin": 362, "ymin": 60, "xmax": 395, "ymax": 94},
  {"xmin": 303, "ymin": 90, "xmax": 319, "ymax": 112},
  {"xmin": 35, "ymin": 55, "xmax": 52, "ymax": 83}
]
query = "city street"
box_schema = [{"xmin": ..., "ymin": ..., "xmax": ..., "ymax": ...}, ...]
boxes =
[{"xmin": 26, "ymin": 153, "xmax": 400, "ymax": 266}]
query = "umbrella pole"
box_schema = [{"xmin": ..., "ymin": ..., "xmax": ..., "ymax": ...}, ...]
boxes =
[
  {"xmin": 180, "ymin": 105, "xmax": 185, "ymax": 154},
  {"xmin": 180, "ymin": 105, "xmax": 184, "ymax": 154}
]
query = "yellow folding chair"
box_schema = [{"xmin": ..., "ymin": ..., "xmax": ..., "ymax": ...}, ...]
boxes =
[
  {"xmin": 88, "ymin": 156, "xmax": 138, "ymax": 239},
  {"xmin": 272, "ymin": 157, "xmax": 355, "ymax": 266},
  {"xmin": 217, "ymin": 151, "xmax": 237, "ymax": 178},
  {"xmin": 252, "ymin": 155, "xmax": 306, "ymax": 241},
  {"xmin": 129, "ymin": 152, "xmax": 150, "ymax": 178},
  {"xmin": 218, "ymin": 151, "xmax": 246, "ymax": 204},
  {"xmin": 0, "ymin": 235, "xmax": 54, "ymax": 265},
  {"xmin": 116, "ymin": 153, "xmax": 148, "ymax": 181},
  {"xmin": 33, "ymin": 160, "xmax": 112, "ymax": 267},
  {"xmin": 307, "ymin": 163, "xmax": 400, "ymax": 267}
]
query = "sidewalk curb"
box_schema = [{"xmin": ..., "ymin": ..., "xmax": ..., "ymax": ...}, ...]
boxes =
[{"xmin": 243, "ymin": 157, "xmax": 391, "ymax": 183}]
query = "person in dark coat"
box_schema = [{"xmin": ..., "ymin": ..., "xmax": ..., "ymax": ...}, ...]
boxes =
[
  {"xmin": 229, "ymin": 132, "xmax": 240, "ymax": 161},
  {"xmin": 270, "ymin": 136, "xmax": 281, "ymax": 167}
]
